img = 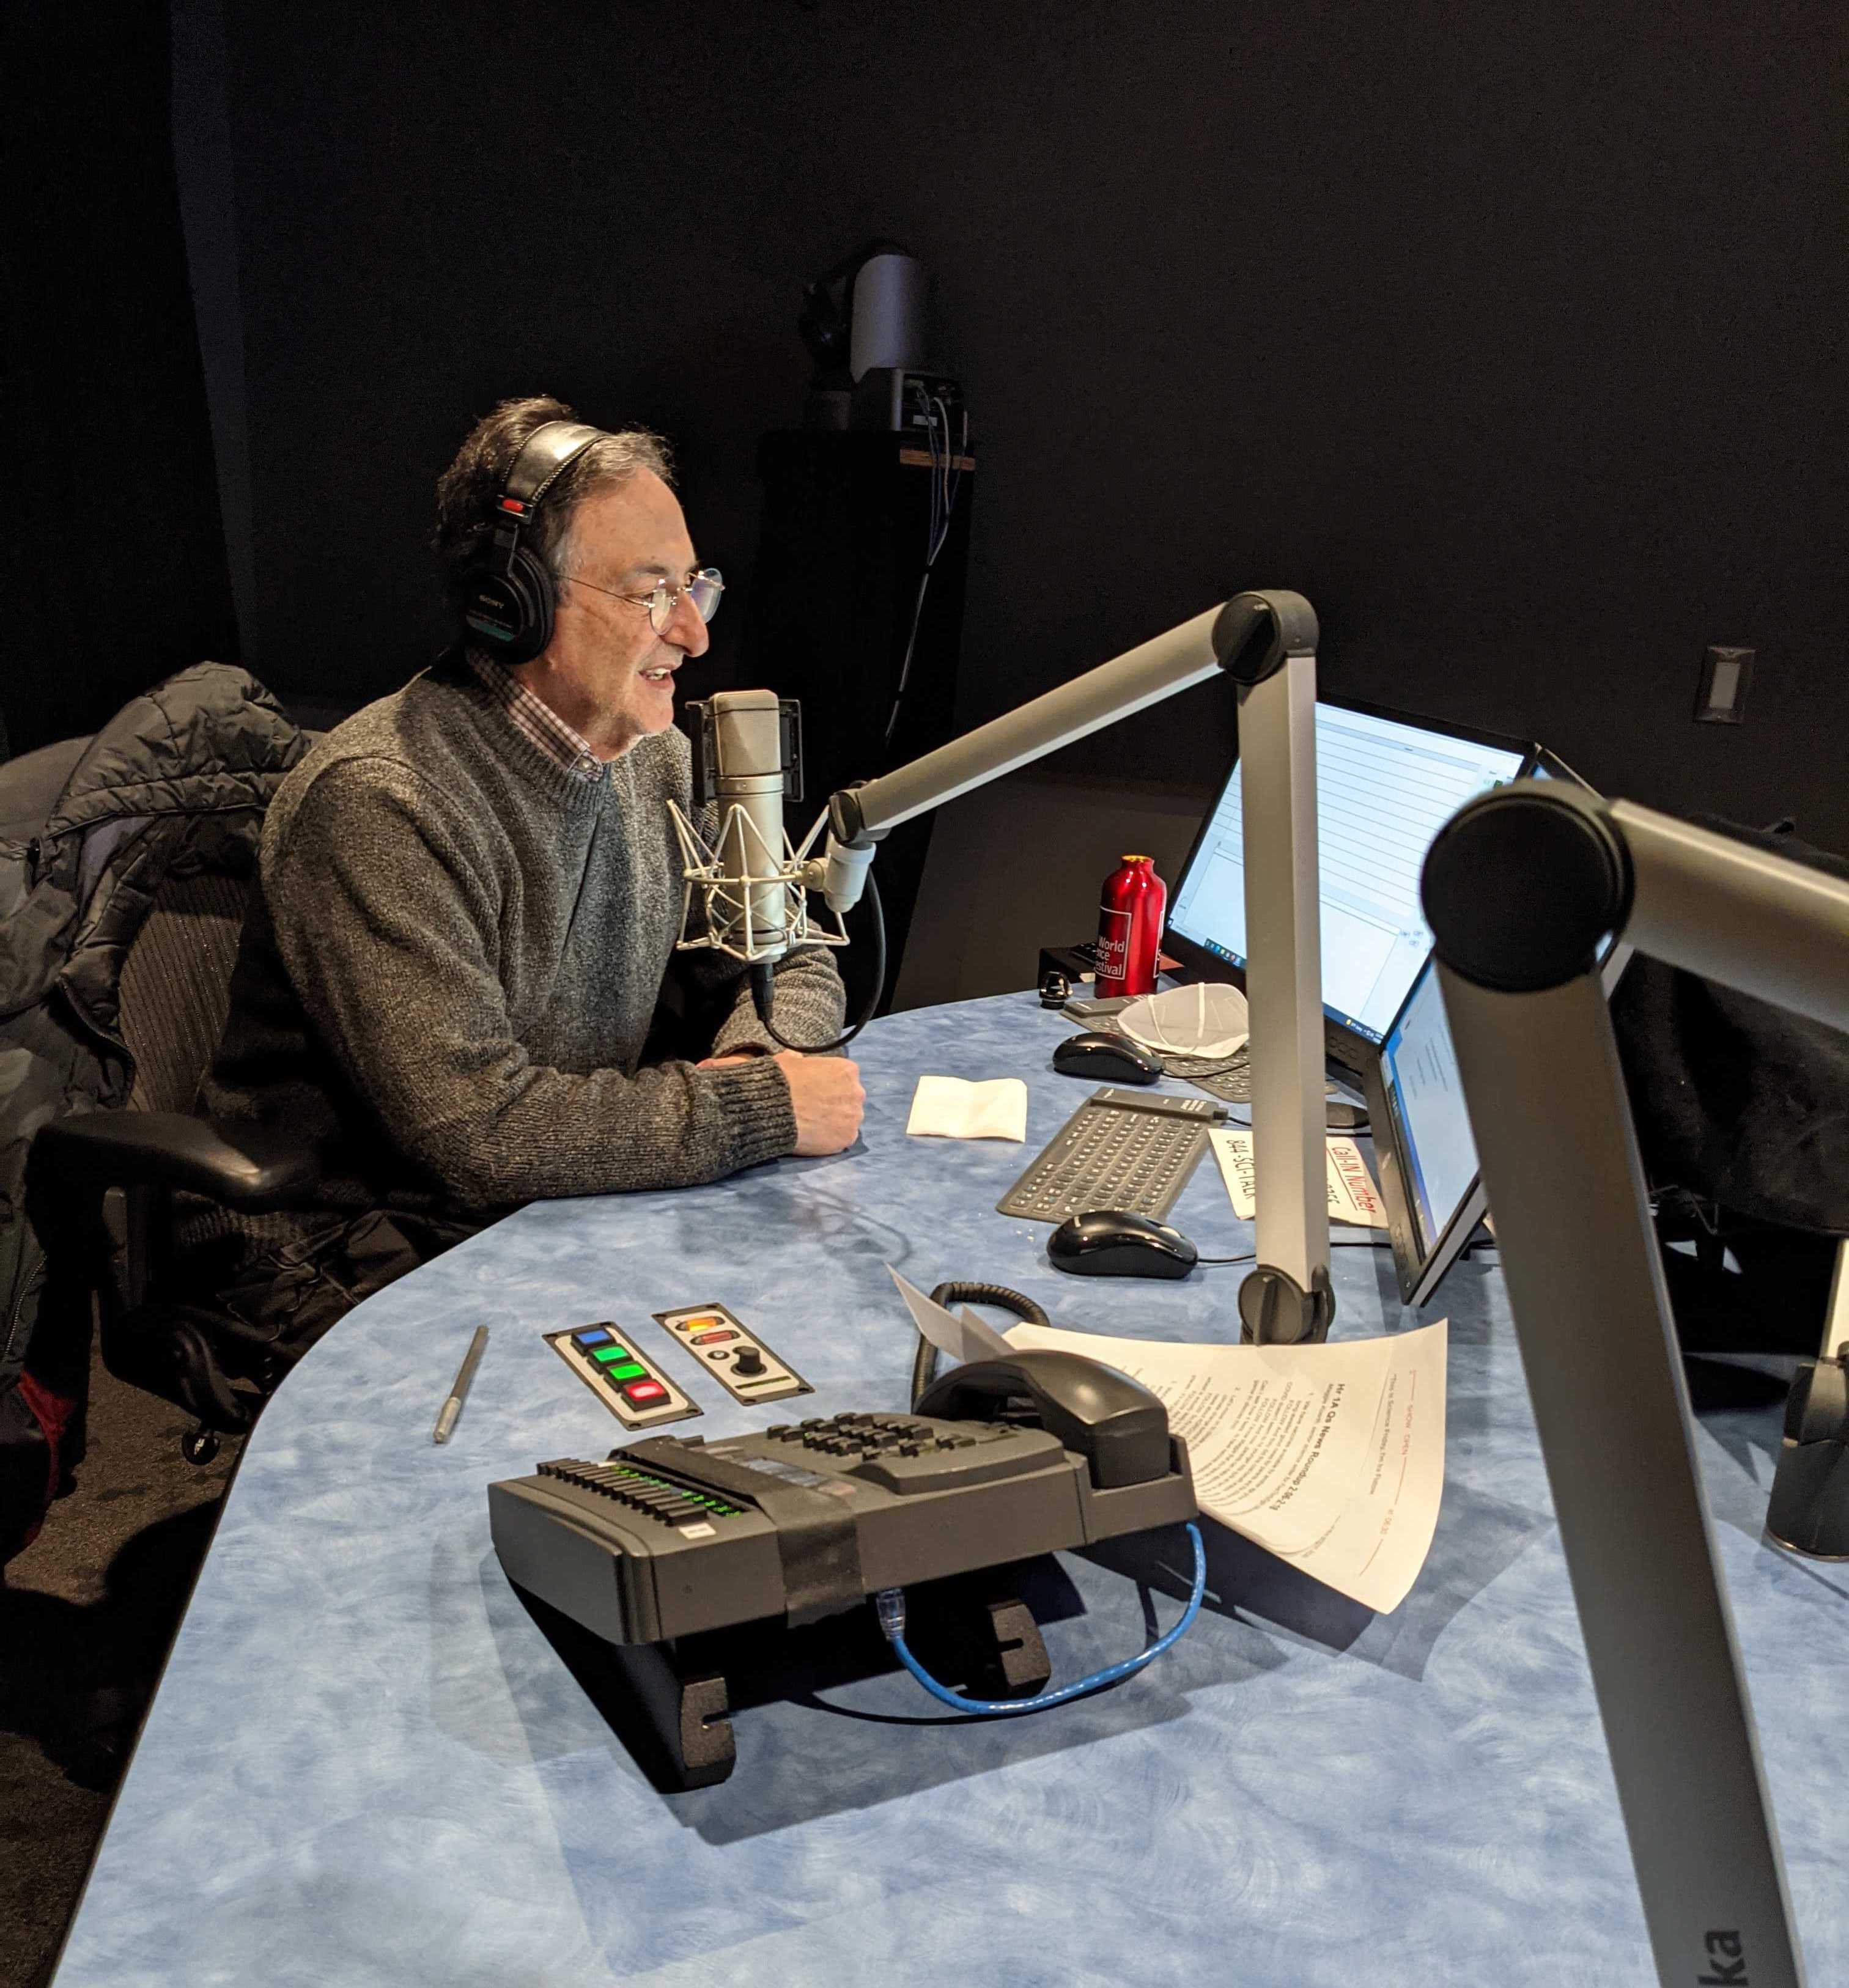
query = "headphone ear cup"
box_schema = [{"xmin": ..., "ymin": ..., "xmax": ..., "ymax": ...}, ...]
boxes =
[
  {"xmin": 503, "ymin": 545, "xmax": 556, "ymax": 663},
  {"xmin": 461, "ymin": 544, "xmax": 556, "ymax": 664}
]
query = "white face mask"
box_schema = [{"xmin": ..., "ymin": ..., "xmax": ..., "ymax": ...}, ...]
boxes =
[{"xmin": 1116, "ymin": 981, "xmax": 1250, "ymax": 1061}]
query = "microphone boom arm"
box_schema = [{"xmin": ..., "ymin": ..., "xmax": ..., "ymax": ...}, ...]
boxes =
[
  {"xmin": 815, "ymin": 589, "xmax": 1335, "ymax": 1342},
  {"xmin": 823, "ymin": 607, "xmax": 1227, "ymax": 854},
  {"xmin": 1421, "ymin": 787, "xmax": 1849, "ymax": 1988}
]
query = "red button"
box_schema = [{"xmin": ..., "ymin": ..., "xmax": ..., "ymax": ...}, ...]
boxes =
[{"xmin": 622, "ymin": 1379, "xmax": 668, "ymax": 1407}]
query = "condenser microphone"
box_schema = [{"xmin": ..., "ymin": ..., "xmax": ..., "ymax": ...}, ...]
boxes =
[
  {"xmin": 706, "ymin": 690, "xmax": 792, "ymax": 962},
  {"xmin": 671, "ymin": 693, "xmax": 854, "ymax": 1030},
  {"xmin": 673, "ymin": 691, "xmax": 812, "ymax": 1026}
]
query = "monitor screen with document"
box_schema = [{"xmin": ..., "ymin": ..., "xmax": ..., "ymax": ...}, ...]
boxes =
[
  {"xmin": 1163, "ymin": 698, "xmax": 1533, "ymax": 1061},
  {"xmin": 1369, "ymin": 954, "xmax": 1485, "ymax": 1305},
  {"xmin": 1364, "ymin": 753, "xmax": 1629, "ymax": 1307}
]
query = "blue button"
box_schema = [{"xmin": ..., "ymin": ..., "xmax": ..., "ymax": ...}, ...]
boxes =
[{"xmin": 572, "ymin": 1328, "xmax": 613, "ymax": 1349}]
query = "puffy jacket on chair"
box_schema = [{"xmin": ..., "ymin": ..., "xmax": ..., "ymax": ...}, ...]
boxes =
[{"xmin": 0, "ymin": 663, "xmax": 305, "ymax": 1564}]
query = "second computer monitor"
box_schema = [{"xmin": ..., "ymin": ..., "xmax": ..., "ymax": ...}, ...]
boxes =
[
  {"xmin": 1367, "ymin": 753, "xmax": 1626, "ymax": 1309},
  {"xmin": 1164, "ymin": 698, "xmax": 1533, "ymax": 1060},
  {"xmin": 1369, "ymin": 954, "xmax": 1489, "ymax": 1306}
]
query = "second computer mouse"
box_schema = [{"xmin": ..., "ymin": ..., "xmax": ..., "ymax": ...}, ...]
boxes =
[
  {"xmin": 1047, "ymin": 1210, "xmax": 1199, "ymax": 1279},
  {"xmin": 1051, "ymin": 1031, "xmax": 1163, "ymax": 1085}
]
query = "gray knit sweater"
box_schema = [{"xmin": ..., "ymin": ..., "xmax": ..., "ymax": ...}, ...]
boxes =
[{"xmin": 194, "ymin": 657, "xmax": 844, "ymax": 1247}]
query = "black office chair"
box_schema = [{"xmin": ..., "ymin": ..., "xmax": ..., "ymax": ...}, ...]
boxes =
[
  {"xmin": 33, "ymin": 883, "xmax": 320, "ymax": 1462},
  {"xmin": 10, "ymin": 666, "xmax": 317, "ymax": 1465}
]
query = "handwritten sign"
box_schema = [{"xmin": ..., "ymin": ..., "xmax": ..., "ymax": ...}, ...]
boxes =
[{"xmin": 1209, "ymin": 1130, "xmax": 1389, "ymax": 1229}]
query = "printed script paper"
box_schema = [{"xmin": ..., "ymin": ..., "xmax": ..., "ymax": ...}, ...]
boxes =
[{"xmin": 1005, "ymin": 1319, "xmax": 1447, "ymax": 1613}]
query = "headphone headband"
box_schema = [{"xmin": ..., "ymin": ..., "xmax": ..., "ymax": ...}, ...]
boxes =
[{"xmin": 495, "ymin": 420, "xmax": 608, "ymax": 527}]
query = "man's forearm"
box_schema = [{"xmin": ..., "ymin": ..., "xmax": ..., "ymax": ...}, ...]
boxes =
[
  {"xmin": 709, "ymin": 942, "xmax": 849, "ymax": 1058},
  {"xmin": 413, "ymin": 1053, "xmax": 795, "ymax": 1208}
]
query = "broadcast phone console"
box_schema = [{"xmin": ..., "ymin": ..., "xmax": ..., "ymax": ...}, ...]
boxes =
[{"xmin": 489, "ymin": 1350, "xmax": 1198, "ymax": 1786}]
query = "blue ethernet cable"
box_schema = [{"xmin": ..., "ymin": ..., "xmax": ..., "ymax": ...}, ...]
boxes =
[{"xmin": 874, "ymin": 1521, "xmax": 1207, "ymax": 1717}]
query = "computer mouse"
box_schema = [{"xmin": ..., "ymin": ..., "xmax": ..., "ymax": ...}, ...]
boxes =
[
  {"xmin": 1051, "ymin": 1031, "xmax": 1162, "ymax": 1085},
  {"xmin": 1047, "ymin": 1209, "xmax": 1199, "ymax": 1279}
]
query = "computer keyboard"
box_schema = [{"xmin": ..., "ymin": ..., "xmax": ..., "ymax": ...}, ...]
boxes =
[
  {"xmin": 1183, "ymin": 1056, "xmax": 1253, "ymax": 1103},
  {"xmin": 997, "ymin": 1086, "xmax": 1227, "ymax": 1223}
]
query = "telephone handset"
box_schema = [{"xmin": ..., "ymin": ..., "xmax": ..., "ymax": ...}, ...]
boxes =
[{"xmin": 912, "ymin": 1349, "xmax": 1173, "ymax": 1490}]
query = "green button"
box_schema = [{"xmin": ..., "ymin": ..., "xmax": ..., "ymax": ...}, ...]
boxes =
[
  {"xmin": 602, "ymin": 1360, "xmax": 648, "ymax": 1382},
  {"xmin": 590, "ymin": 1344, "xmax": 633, "ymax": 1364}
]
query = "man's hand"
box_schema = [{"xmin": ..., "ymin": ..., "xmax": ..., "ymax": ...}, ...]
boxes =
[{"xmin": 773, "ymin": 1051, "xmax": 865, "ymax": 1156}]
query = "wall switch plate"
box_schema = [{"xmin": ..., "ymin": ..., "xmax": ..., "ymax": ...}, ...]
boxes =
[{"xmin": 1695, "ymin": 646, "xmax": 1754, "ymax": 724}]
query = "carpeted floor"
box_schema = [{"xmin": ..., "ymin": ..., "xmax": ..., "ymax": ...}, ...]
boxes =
[{"xmin": 0, "ymin": 1343, "xmax": 238, "ymax": 1988}]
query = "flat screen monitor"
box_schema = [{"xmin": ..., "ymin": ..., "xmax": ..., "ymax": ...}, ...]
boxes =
[
  {"xmin": 1164, "ymin": 698, "xmax": 1533, "ymax": 1061},
  {"xmin": 1365, "ymin": 753, "xmax": 1629, "ymax": 1307},
  {"xmin": 1370, "ymin": 955, "xmax": 1486, "ymax": 1305}
]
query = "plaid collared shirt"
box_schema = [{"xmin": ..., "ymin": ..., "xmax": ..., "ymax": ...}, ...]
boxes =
[{"xmin": 465, "ymin": 650, "xmax": 609, "ymax": 785}]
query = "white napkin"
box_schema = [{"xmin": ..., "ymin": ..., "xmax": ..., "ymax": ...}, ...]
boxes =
[{"xmin": 905, "ymin": 1074, "xmax": 1028, "ymax": 1141}]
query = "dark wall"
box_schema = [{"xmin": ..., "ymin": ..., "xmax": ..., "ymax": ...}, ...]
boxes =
[
  {"xmin": 1, "ymin": 0, "xmax": 236, "ymax": 757},
  {"xmin": 213, "ymin": 1, "xmax": 1846, "ymax": 842},
  {"xmin": 218, "ymin": 1, "xmax": 821, "ymax": 707}
]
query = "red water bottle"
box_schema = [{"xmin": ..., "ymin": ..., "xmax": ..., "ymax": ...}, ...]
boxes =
[{"xmin": 1094, "ymin": 854, "xmax": 1166, "ymax": 997}]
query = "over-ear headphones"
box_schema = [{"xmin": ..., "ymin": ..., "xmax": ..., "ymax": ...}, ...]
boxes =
[{"xmin": 460, "ymin": 419, "xmax": 607, "ymax": 663}]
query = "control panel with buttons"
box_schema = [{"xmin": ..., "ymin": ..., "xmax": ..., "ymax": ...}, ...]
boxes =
[
  {"xmin": 544, "ymin": 1323, "xmax": 699, "ymax": 1430},
  {"xmin": 652, "ymin": 1303, "xmax": 811, "ymax": 1406}
]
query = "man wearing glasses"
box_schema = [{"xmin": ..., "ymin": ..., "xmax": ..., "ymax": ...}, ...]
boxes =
[{"xmin": 186, "ymin": 397, "xmax": 859, "ymax": 1359}]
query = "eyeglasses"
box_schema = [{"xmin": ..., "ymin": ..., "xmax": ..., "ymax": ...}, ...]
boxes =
[{"xmin": 562, "ymin": 566, "xmax": 724, "ymax": 633}]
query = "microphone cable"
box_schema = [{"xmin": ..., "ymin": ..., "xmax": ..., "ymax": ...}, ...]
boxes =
[
  {"xmin": 748, "ymin": 867, "xmax": 886, "ymax": 1055},
  {"xmin": 882, "ymin": 396, "xmax": 968, "ymax": 750}
]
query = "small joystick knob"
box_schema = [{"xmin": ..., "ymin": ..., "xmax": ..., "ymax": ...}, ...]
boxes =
[{"xmin": 733, "ymin": 1347, "xmax": 766, "ymax": 1377}]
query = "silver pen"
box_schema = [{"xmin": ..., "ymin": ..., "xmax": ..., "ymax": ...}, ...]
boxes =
[{"xmin": 432, "ymin": 1325, "xmax": 490, "ymax": 1443}]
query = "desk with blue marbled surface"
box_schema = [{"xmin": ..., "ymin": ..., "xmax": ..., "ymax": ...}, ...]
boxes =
[{"xmin": 53, "ymin": 992, "xmax": 1849, "ymax": 1988}]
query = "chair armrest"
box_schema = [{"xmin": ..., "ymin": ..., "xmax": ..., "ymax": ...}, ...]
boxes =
[{"xmin": 32, "ymin": 1111, "xmax": 320, "ymax": 1212}]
